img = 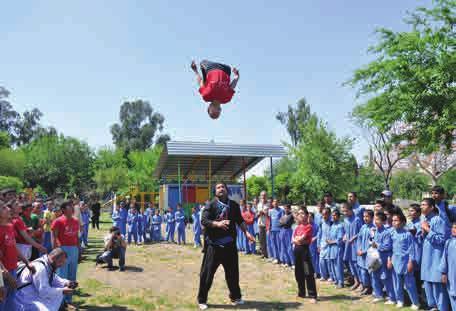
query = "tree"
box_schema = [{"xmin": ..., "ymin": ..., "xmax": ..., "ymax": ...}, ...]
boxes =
[
  {"xmin": 265, "ymin": 156, "xmax": 297, "ymax": 202},
  {"xmin": 439, "ymin": 169, "xmax": 456, "ymax": 200},
  {"xmin": 246, "ymin": 175, "xmax": 270, "ymax": 199},
  {"xmin": 276, "ymin": 98, "xmax": 316, "ymax": 146},
  {"xmin": 413, "ymin": 146, "xmax": 456, "ymax": 185},
  {"xmin": 22, "ymin": 135, "xmax": 94, "ymax": 195},
  {"xmin": 111, "ymin": 100, "xmax": 170, "ymax": 152},
  {"xmin": 0, "ymin": 87, "xmax": 19, "ymax": 136},
  {"xmin": 0, "ymin": 148, "xmax": 25, "ymax": 179},
  {"xmin": 0, "ymin": 131, "xmax": 10, "ymax": 149},
  {"xmin": 13, "ymin": 108, "xmax": 44, "ymax": 146},
  {"xmin": 93, "ymin": 147, "xmax": 129, "ymax": 194},
  {"xmin": 127, "ymin": 146, "xmax": 162, "ymax": 192},
  {"xmin": 346, "ymin": 0, "xmax": 456, "ymax": 154},
  {"xmin": 0, "ymin": 176, "xmax": 23, "ymax": 192},
  {"xmin": 390, "ymin": 169, "xmax": 430, "ymax": 201},
  {"xmin": 355, "ymin": 165, "xmax": 385, "ymax": 204}
]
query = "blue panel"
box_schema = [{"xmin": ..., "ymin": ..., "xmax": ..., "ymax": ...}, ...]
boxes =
[
  {"xmin": 168, "ymin": 185, "xmax": 180, "ymax": 212},
  {"xmin": 227, "ymin": 185, "xmax": 243, "ymax": 203}
]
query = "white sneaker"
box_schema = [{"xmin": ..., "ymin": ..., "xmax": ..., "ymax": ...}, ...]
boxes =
[
  {"xmin": 291, "ymin": 265, "xmax": 295, "ymax": 270},
  {"xmin": 385, "ymin": 300, "xmax": 396, "ymax": 305},
  {"xmin": 232, "ymin": 299, "xmax": 244, "ymax": 306},
  {"xmin": 372, "ymin": 298, "xmax": 383, "ymax": 303},
  {"xmin": 410, "ymin": 305, "xmax": 419, "ymax": 310},
  {"xmin": 198, "ymin": 303, "xmax": 208, "ymax": 310},
  {"xmin": 396, "ymin": 302, "xmax": 404, "ymax": 308},
  {"xmin": 273, "ymin": 259, "xmax": 279, "ymax": 264}
]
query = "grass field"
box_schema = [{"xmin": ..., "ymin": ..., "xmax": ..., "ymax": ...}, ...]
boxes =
[{"xmin": 73, "ymin": 213, "xmax": 400, "ymax": 311}]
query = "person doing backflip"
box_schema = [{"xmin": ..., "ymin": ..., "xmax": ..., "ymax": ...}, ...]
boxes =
[{"xmin": 191, "ymin": 60, "xmax": 240, "ymax": 119}]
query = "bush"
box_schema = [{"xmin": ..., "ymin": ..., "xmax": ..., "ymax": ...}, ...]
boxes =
[
  {"xmin": 0, "ymin": 176, "xmax": 23, "ymax": 192},
  {"xmin": 0, "ymin": 148, "xmax": 25, "ymax": 179}
]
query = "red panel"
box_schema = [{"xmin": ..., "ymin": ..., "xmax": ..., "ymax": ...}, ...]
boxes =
[{"xmin": 182, "ymin": 185, "xmax": 196, "ymax": 203}]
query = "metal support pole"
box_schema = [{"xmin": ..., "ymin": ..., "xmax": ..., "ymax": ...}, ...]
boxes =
[
  {"xmin": 242, "ymin": 157, "xmax": 247, "ymax": 201},
  {"xmin": 178, "ymin": 160, "xmax": 182, "ymax": 204},
  {"xmin": 208, "ymin": 158, "xmax": 212, "ymax": 198},
  {"xmin": 270, "ymin": 157, "xmax": 275, "ymax": 198}
]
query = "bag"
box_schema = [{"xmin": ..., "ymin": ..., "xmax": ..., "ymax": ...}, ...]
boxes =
[{"xmin": 366, "ymin": 246, "xmax": 382, "ymax": 273}]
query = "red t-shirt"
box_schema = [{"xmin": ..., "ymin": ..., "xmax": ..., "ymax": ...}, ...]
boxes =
[
  {"xmin": 293, "ymin": 223, "xmax": 313, "ymax": 245},
  {"xmin": 12, "ymin": 216, "xmax": 29, "ymax": 245},
  {"xmin": 51, "ymin": 216, "xmax": 80, "ymax": 246},
  {"xmin": 199, "ymin": 69, "xmax": 235, "ymax": 104},
  {"xmin": 241, "ymin": 210, "xmax": 255, "ymax": 225},
  {"xmin": 0, "ymin": 224, "xmax": 18, "ymax": 271}
]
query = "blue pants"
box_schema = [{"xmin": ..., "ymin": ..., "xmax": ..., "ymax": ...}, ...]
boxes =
[
  {"xmin": 0, "ymin": 269, "xmax": 16, "ymax": 311},
  {"xmin": 177, "ymin": 225, "xmax": 186, "ymax": 244},
  {"xmin": 449, "ymin": 295, "xmax": 456, "ymax": 311},
  {"xmin": 193, "ymin": 228, "xmax": 202, "ymax": 247},
  {"xmin": 310, "ymin": 244, "xmax": 319, "ymax": 275},
  {"xmin": 269, "ymin": 231, "xmax": 280, "ymax": 261},
  {"xmin": 358, "ymin": 266, "xmax": 371, "ymax": 287},
  {"xmin": 424, "ymin": 281, "xmax": 449, "ymax": 311},
  {"xmin": 279, "ymin": 228, "xmax": 293, "ymax": 265},
  {"xmin": 152, "ymin": 228, "xmax": 162, "ymax": 242},
  {"xmin": 348, "ymin": 260, "xmax": 360, "ymax": 282},
  {"xmin": 138, "ymin": 229, "xmax": 144, "ymax": 243},
  {"xmin": 244, "ymin": 224, "xmax": 256, "ymax": 254},
  {"xmin": 267, "ymin": 231, "xmax": 273, "ymax": 259},
  {"xmin": 128, "ymin": 229, "xmax": 138, "ymax": 244},
  {"xmin": 330, "ymin": 257, "xmax": 344, "ymax": 286},
  {"xmin": 166, "ymin": 224, "xmax": 175, "ymax": 242},
  {"xmin": 253, "ymin": 219, "xmax": 259, "ymax": 236},
  {"xmin": 119, "ymin": 221, "xmax": 127, "ymax": 236},
  {"xmin": 81, "ymin": 223, "xmax": 89, "ymax": 246},
  {"xmin": 393, "ymin": 271, "xmax": 419, "ymax": 305},
  {"xmin": 58, "ymin": 246, "xmax": 78, "ymax": 303},
  {"xmin": 320, "ymin": 257, "xmax": 331, "ymax": 279},
  {"xmin": 372, "ymin": 269, "xmax": 395, "ymax": 301},
  {"xmin": 43, "ymin": 231, "xmax": 52, "ymax": 253}
]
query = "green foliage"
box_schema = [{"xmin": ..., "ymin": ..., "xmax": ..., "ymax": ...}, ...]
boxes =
[
  {"xmin": 110, "ymin": 100, "xmax": 170, "ymax": 152},
  {"xmin": 127, "ymin": 146, "xmax": 162, "ymax": 192},
  {"xmin": 0, "ymin": 176, "xmax": 23, "ymax": 192},
  {"xmin": 0, "ymin": 131, "xmax": 10, "ymax": 148},
  {"xmin": 347, "ymin": 0, "xmax": 456, "ymax": 154},
  {"xmin": 0, "ymin": 148, "xmax": 25, "ymax": 179},
  {"xmin": 93, "ymin": 148, "xmax": 129, "ymax": 194},
  {"xmin": 440, "ymin": 169, "xmax": 456, "ymax": 199},
  {"xmin": 22, "ymin": 135, "xmax": 94, "ymax": 195},
  {"xmin": 390, "ymin": 169, "xmax": 431, "ymax": 201},
  {"xmin": 246, "ymin": 175, "xmax": 270, "ymax": 199},
  {"xmin": 355, "ymin": 165, "xmax": 385, "ymax": 204}
]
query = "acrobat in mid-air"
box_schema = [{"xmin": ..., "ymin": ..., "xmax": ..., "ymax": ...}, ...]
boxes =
[{"xmin": 191, "ymin": 60, "xmax": 239, "ymax": 119}]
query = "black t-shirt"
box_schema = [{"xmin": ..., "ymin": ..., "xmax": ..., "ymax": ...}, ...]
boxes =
[
  {"xmin": 91, "ymin": 203, "xmax": 101, "ymax": 216},
  {"xmin": 201, "ymin": 198, "xmax": 244, "ymax": 245}
]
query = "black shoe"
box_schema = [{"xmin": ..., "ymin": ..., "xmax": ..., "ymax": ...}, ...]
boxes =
[{"xmin": 107, "ymin": 266, "xmax": 117, "ymax": 271}]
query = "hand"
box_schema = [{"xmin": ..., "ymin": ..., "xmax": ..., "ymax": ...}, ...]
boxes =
[
  {"xmin": 191, "ymin": 61, "xmax": 198, "ymax": 72},
  {"xmin": 421, "ymin": 221, "xmax": 430, "ymax": 233},
  {"xmin": 357, "ymin": 250, "xmax": 363, "ymax": 256},
  {"xmin": 232, "ymin": 67, "xmax": 239, "ymax": 77},
  {"xmin": 0, "ymin": 286, "xmax": 5, "ymax": 302},
  {"xmin": 245, "ymin": 232, "xmax": 255, "ymax": 243},
  {"xmin": 68, "ymin": 281, "xmax": 79, "ymax": 289},
  {"xmin": 216, "ymin": 220, "xmax": 230, "ymax": 231},
  {"xmin": 26, "ymin": 262, "xmax": 36, "ymax": 274},
  {"xmin": 407, "ymin": 261, "xmax": 414, "ymax": 273},
  {"xmin": 442, "ymin": 274, "xmax": 448, "ymax": 284},
  {"xmin": 62, "ymin": 287, "xmax": 74, "ymax": 295},
  {"xmin": 387, "ymin": 258, "xmax": 393, "ymax": 270}
]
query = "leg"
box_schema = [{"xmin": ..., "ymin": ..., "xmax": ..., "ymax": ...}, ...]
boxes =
[
  {"xmin": 371, "ymin": 270, "xmax": 382, "ymax": 298},
  {"xmin": 128, "ymin": 231, "xmax": 132, "ymax": 244},
  {"xmin": 433, "ymin": 282, "xmax": 449, "ymax": 311},
  {"xmin": 319, "ymin": 257, "xmax": 329, "ymax": 280},
  {"xmin": 348, "ymin": 260, "xmax": 359, "ymax": 283},
  {"xmin": 393, "ymin": 271, "xmax": 404, "ymax": 304},
  {"xmin": 0, "ymin": 269, "xmax": 17, "ymax": 311},
  {"xmin": 424, "ymin": 281, "xmax": 437, "ymax": 308},
  {"xmin": 383, "ymin": 270, "xmax": 396, "ymax": 302},
  {"xmin": 302, "ymin": 246, "xmax": 317, "ymax": 298},
  {"xmin": 96, "ymin": 216, "xmax": 100, "ymax": 230},
  {"xmin": 118, "ymin": 247, "xmax": 126, "ymax": 269},
  {"xmin": 197, "ymin": 245, "xmax": 221, "ymax": 304},
  {"xmin": 294, "ymin": 245, "xmax": 307, "ymax": 297},
  {"xmin": 335, "ymin": 257, "xmax": 344, "ymax": 286},
  {"xmin": 449, "ymin": 295, "xmax": 456, "ymax": 311},
  {"xmin": 259, "ymin": 227, "xmax": 267, "ymax": 258},
  {"xmin": 404, "ymin": 272, "xmax": 419, "ymax": 306},
  {"xmin": 100, "ymin": 250, "xmax": 114, "ymax": 267},
  {"xmin": 221, "ymin": 245, "xmax": 242, "ymax": 301}
]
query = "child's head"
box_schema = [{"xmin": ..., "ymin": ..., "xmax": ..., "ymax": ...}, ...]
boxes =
[
  {"xmin": 374, "ymin": 199, "xmax": 385, "ymax": 213},
  {"xmin": 155, "ymin": 209, "xmax": 160, "ymax": 215},
  {"xmin": 341, "ymin": 201, "xmax": 352, "ymax": 217},
  {"xmin": 384, "ymin": 207, "xmax": 393, "ymax": 225},
  {"xmin": 392, "ymin": 212, "xmax": 407, "ymax": 229},
  {"xmin": 374, "ymin": 211, "xmax": 386, "ymax": 228},
  {"xmin": 408, "ymin": 204, "xmax": 421, "ymax": 220},
  {"xmin": 452, "ymin": 223, "xmax": 456, "ymax": 237},
  {"xmin": 247, "ymin": 203, "xmax": 252, "ymax": 210},
  {"xmin": 177, "ymin": 204, "xmax": 182, "ymax": 211},
  {"xmin": 208, "ymin": 102, "xmax": 221, "ymax": 119},
  {"xmin": 332, "ymin": 209, "xmax": 341, "ymax": 222},
  {"xmin": 272, "ymin": 199, "xmax": 279, "ymax": 208},
  {"xmin": 363, "ymin": 210, "xmax": 374, "ymax": 224},
  {"xmin": 284, "ymin": 204, "xmax": 291, "ymax": 214},
  {"xmin": 296, "ymin": 209, "xmax": 309, "ymax": 224},
  {"xmin": 421, "ymin": 198, "xmax": 436, "ymax": 216},
  {"xmin": 322, "ymin": 207, "xmax": 331, "ymax": 221},
  {"xmin": 0, "ymin": 202, "xmax": 9, "ymax": 221}
]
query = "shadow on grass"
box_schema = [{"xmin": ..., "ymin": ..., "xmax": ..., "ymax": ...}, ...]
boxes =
[
  {"xmin": 209, "ymin": 301, "xmax": 301, "ymax": 310},
  {"xmin": 75, "ymin": 303, "xmax": 134, "ymax": 311},
  {"xmin": 318, "ymin": 294, "xmax": 361, "ymax": 302}
]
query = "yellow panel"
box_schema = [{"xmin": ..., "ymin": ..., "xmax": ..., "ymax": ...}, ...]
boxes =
[{"xmin": 196, "ymin": 186, "xmax": 209, "ymax": 203}]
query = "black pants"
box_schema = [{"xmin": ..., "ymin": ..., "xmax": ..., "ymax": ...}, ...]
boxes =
[
  {"xmin": 200, "ymin": 60, "xmax": 231, "ymax": 83},
  {"xmin": 258, "ymin": 226, "xmax": 268, "ymax": 258},
  {"xmin": 197, "ymin": 243, "xmax": 241, "ymax": 304},
  {"xmin": 92, "ymin": 215, "xmax": 100, "ymax": 229},
  {"xmin": 294, "ymin": 244, "xmax": 317, "ymax": 299}
]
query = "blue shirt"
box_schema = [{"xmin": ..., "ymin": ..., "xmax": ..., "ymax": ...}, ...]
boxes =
[
  {"xmin": 356, "ymin": 222, "xmax": 374, "ymax": 269},
  {"xmin": 152, "ymin": 215, "xmax": 162, "ymax": 231},
  {"xmin": 436, "ymin": 200, "xmax": 456, "ymax": 232},
  {"xmin": 166, "ymin": 212, "xmax": 175, "ymax": 224},
  {"xmin": 137, "ymin": 214, "xmax": 145, "ymax": 231},
  {"xmin": 391, "ymin": 227, "xmax": 414, "ymax": 275},
  {"xmin": 310, "ymin": 222, "xmax": 319, "ymax": 254},
  {"xmin": 192, "ymin": 211, "xmax": 201, "ymax": 232},
  {"xmin": 373, "ymin": 225, "xmax": 392, "ymax": 278},
  {"xmin": 112, "ymin": 209, "xmax": 121, "ymax": 227},
  {"xmin": 407, "ymin": 219, "xmax": 423, "ymax": 266},
  {"xmin": 175, "ymin": 210, "xmax": 186, "ymax": 228},
  {"xmin": 127, "ymin": 213, "xmax": 138, "ymax": 232},
  {"xmin": 440, "ymin": 237, "xmax": 456, "ymax": 296},
  {"xmin": 268, "ymin": 208, "xmax": 284, "ymax": 232},
  {"xmin": 352, "ymin": 202, "xmax": 365, "ymax": 222},
  {"xmin": 81, "ymin": 210, "xmax": 90, "ymax": 226},
  {"xmin": 343, "ymin": 214, "xmax": 363, "ymax": 262},
  {"xmin": 318, "ymin": 220, "xmax": 332, "ymax": 259},
  {"xmin": 328, "ymin": 221, "xmax": 345, "ymax": 260},
  {"xmin": 421, "ymin": 212, "xmax": 449, "ymax": 282},
  {"xmin": 119, "ymin": 207, "xmax": 128, "ymax": 222}
]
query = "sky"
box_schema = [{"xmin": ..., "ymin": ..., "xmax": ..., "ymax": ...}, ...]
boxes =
[{"xmin": 0, "ymin": 0, "xmax": 429, "ymax": 174}]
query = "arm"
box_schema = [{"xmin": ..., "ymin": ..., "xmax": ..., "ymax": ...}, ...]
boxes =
[
  {"xmin": 425, "ymin": 218, "xmax": 448, "ymax": 246},
  {"xmin": 191, "ymin": 61, "xmax": 204, "ymax": 88},
  {"xmin": 52, "ymin": 228, "xmax": 60, "ymax": 249},
  {"xmin": 230, "ymin": 68, "xmax": 239, "ymax": 89},
  {"xmin": 33, "ymin": 263, "xmax": 66, "ymax": 298},
  {"xmin": 377, "ymin": 232, "xmax": 392, "ymax": 253},
  {"xmin": 19, "ymin": 230, "xmax": 47, "ymax": 253}
]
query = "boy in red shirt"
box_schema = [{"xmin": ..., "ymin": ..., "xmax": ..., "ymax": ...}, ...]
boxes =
[
  {"xmin": 293, "ymin": 208, "xmax": 318, "ymax": 303},
  {"xmin": 191, "ymin": 60, "xmax": 240, "ymax": 119},
  {"xmin": 51, "ymin": 200, "xmax": 80, "ymax": 305}
]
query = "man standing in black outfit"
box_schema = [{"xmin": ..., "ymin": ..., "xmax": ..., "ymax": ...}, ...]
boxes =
[
  {"xmin": 197, "ymin": 182, "xmax": 255, "ymax": 310},
  {"xmin": 91, "ymin": 200, "xmax": 101, "ymax": 230}
]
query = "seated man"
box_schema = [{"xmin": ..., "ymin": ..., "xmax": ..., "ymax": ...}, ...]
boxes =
[
  {"xmin": 97, "ymin": 226, "xmax": 127, "ymax": 271},
  {"xmin": 15, "ymin": 248, "xmax": 77, "ymax": 311},
  {"xmin": 191, "ymin": 60, "xmax": 240, "ymax": 119}
]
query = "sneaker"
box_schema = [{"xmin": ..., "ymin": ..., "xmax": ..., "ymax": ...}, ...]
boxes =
[
  {"xmin": 372, "ymin": 298, "xmax": 383, "ymax": 303},
  {"xmin": 231, "ymin": 299, "xmax": 244, "ymax": 306},
  {"xmin": 309, "ymin": 298, "xmax": 317, "ymax": 304},
  {"xmin": 273, "ymin": 259, "xmax": 279, "ymax": 264},
  {"xmin": 198, "ymin": 303, "xmax": 208, "ymax": 310},
  {"xmin": 396, "ymin": 302, "xmax": 404, "ymax": 308},
  {"xmin": 319, "ymin": 278, "xmax": 328, "ymax": 282},
  {"xmin": 410, "ymin": 305, "xmax": 419, "ymax": 310},
  {"xmin": 384, "ymin": 300, "xmax": 396, "ymax": 305},
  {"xmin": 291, "ymin": 265, "xmax": 295, "ymax": 270}
]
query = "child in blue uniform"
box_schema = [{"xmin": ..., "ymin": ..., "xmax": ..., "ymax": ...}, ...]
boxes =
[
  {"xmin": 145, "ymin": 204, "xmax": 154, "ymax": 242},
  {"xmin": 407, "ymin": 203, "xmax": 425, "ymax": 306},
  {"xmin": 309, "ymin": 212, "xmax": 320, "ymax": 277},
  {"xmin": 80, "ymin": 204, "xmax": 91, "ymax": 248},
  {"xmin": 370, "ymin": 211, "xmax": 395, "ymax": 304},
  {"xmin": 137, "ymin": 209, "xmax": 145, "ymax": 244},
  {"xmin": 356, "ymin": 209, "xmax": 374, "ymax": 295},
  {"xmin": 175, "ymin": 204, "xmax": 186, "ymax": 245},
  {"xmin": 112, "ymin": 204, "xmax": 121, "ymax": 228},
  {"xmin": 440, "ymin": 222, "xmax": 456, "ymax": 310},
  {"xmin": 151, "ymin": 209, "xmax": 162, "ymax": 242},
  {"xmin": 119, "ymin": 202, "xmax": 128, "ymax": 236},
  {"xmin": 420, "ymin": 198, "xmax": 450, "ymax": 311},
  {"xmin": 342, "ymin": 202, "xmax": 363, "ymax": 290},
  {"xmin": 389, "ymin": 212, "xmax": 419, "ymax": 309},
  {"xmin": 318, "ymin": 207, "xmax": 332, "ymax": 282},
  {"xmin": 165, "ymin": 207, "xmax": 176, "ymax": 243},
  {"xmin": 327, "ymin": 209, "xmax": 345, "ymax": 288},
  {"xmin": 127, "ymin": 207, "xmax": 139, "ymax": 245},
  {"xmin": 279, "ymin": 204, "xmax": 294, "ymax": 267},
  {"xmin": 268, "ymin": 199, "xmax": 284, "ymax": 263},
  {"xmin": 192, "ymin": 207, "xmax": 202, "ymax": 248}
]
